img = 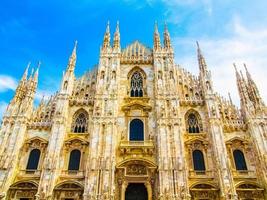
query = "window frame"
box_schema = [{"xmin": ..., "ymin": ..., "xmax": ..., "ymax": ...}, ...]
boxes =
[
  {"xmin": 192, "ymin": 149, "xmax": 206, "ymax": 171},
  {"xmin": 68, "ymin": 149, "xmax": 82, "ymax": 171},
  {"xmin": 71, "ymin": 109, "xmax": 89, "ymax": 133},
  {"xmin": 233, "ymin": 149, "xmax": 248, "ymax": 171},
  {"xmin": 129, "ymin": 118, "xmax": 145, "ymax": 141},
  {"xmin": 26, "ymin": 148, "xmax": 41, "ymax": 171}
]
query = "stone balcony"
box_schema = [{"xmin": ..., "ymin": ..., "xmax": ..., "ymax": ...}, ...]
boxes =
[
  {"xmin": 189, "ymin": 170, "xmax": 215, "ymax": 179},
  {"xmin": 232, "ymin": 170, "xmax": 257, "ymax": 179},
  {"xmin": 17, "ymin": 169, "xmax": 41, "ymax": 178},
  {"xmin": 179, "ymin": 97, "xmax": 205, "ymax": 106},
  {"xmin": 60, "ymin": 170, "xmax": 85, "ymax": 179},
  {"xmin": 118, "ymin": 140, "xmax": 155, "ymax": 158}
]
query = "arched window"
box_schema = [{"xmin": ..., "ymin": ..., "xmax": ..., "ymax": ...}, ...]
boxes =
[
  {"xmin": 129, "ymin": 119, "xmax": 144, "ymax": 141},
  {"xmin": 187, "ymin": 113, "xmax": 200, "ymax": 133},
  {"xmin": 72, "ymin": 111, "xmax": 88, "ymax": 133},
  {"xmin": 130, "ymin": 71, "xmax": 143, "ymax": 97},
  {"xmin": 68, "ymin": 149, "xmax": 81, "ymax": 170},
  {"xmin": 193, "ymin": 150, "xmax": 206, "ymax": 171},
  {"xmin": 26, "ymin": 149, "xmax": 41, "ymax": 170},
  {"xmin": 233, "ymin": 150, "xmax": 247, "ymax": 170}
]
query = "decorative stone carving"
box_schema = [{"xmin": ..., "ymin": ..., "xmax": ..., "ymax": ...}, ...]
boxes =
[{"xmin": 126, "ymin": 164, "xmax": 147, "ymax": 175}]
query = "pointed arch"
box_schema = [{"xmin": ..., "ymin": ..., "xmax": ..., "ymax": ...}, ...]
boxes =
[
  {"xmin": 192, "ymin": 150, "xmax": 206, "ymax": 171},
  {"xmin": 233, "ymin": 149, "xmax": 247, "ymax": 170},
  {"xmin": 185, "ymin": 109, "xmax": 203, "ymax": 133},
  {"xmin": 68, "ymin": 149, "xmax": 81, "ymax": 170},
  {"xmin": 128, "ymin": 67, "xmax": 146, "ymax": 97},
  {"xmin": 71, "ymin": 109, "xmax": 89, "ymax": 133},
  {"xmin": 129, "ymin": 119, "xmax": 144, "ymax": 141},
  {"xmin": 26, "ymin": 149, "xmax": 41, "ymax": 170}
]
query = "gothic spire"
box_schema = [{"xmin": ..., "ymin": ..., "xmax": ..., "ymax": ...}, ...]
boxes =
[
  {"xmin": 22, "ymin": 62, "xmax": 30, "ymax": 82},
  {"xmin": 113, "ymin": 21, "xmax": 120, "ymax": 49},
  {"xmin": 228, "ymin": 92, "xmax": 233, "ymax": 105},
  {"xmin": 103, "ymin": 21, "xmax": 110, "ymax": 49},
  {"xmin": 153, "ymin": 21, "xmax": 161, "ymax": 50},
  {"xmin": 196, "ymin": 41, "xmax": 208, "ymax": 74},
  {"xmin": 163, "ymin": 22, "xmax": 171, "ymax": 49},
  {"xmin": 234, "ymin": 63, "xmax": 249, "ymax": 106},
  {"xmin": 13, "ymin": 62, "xmax": 31, "ymax": 101},
  {"xmin": 67, "ymin": 41, "xmax": 77, "ymax": 72},
  {"xmin": 34, "ymin": 61, "xmax": 40, "ymax": 83},
  {"xmin": 243, "ymin": 64, "xmax": 265, "ymax": 107}
]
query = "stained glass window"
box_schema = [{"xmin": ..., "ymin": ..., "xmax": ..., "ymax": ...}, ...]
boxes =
[
  {"xmin": 130, "ymin": 71, "xmax": 143, "ymax": 97},
  {"xmin": 187, "ymin": 113, "xmax": 200, "ymax": 133},
  {"xmin": 72, "ymin": 112, "xmax": 88, "ymax": 133}
]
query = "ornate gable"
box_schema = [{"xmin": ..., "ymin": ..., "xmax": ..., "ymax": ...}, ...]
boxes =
[{"xmin": 121, "ymin": 41, "xmax": 152, "ymax": 64}]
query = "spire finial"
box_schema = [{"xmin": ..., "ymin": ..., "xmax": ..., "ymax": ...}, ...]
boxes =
[
  {"xmin": 196, "ymin": 41, "xmax": 200, "ymax": 49},
  {"xmin": 103, "ymin": 21, "xmax": 111, "ymax": 49},
  {"xmin": 244, "ymin": 63, "xmax": 248, "ymax": 71},
  {"xmin": 163, "ymin": 22, "xmax": 171, "ymax": 49},
  {"xmin": 22, "ymin": 62, "xmax": 31, "ymax": 81},
  {"xmin": 228, "ymin": 92, "xmax": 233, "ymax": 105},
  {"xmin": 34, "ymin": 61, "xmax": 41, "ymax": 82},
  {"xmin": 154, "ymin": 21, "xmax": 159, "ymax": 33},
  {"xmin": 106, "ymin": 20, "xmax": 110, "ymax": 33},
  {"xmin": 116, "ymin": 21, "xmax": 119, "ymax": 32},
  {"xmin": 67, "ymin": 41, "xmax": 77, "ymax": 71},
  {"xmin": 197, "ymin": 42, "xmax": 208, "ymax": 73},
  {"xmin": 153, "ymin": 21, "xmax": 161, "ymax": 50},
  {"xmin": 30, "ymin": 67, "xmax": 34, "ymax": 77},
  {"xmin": 74, "ymin": 40, "xmax": 78, "ymax": 50},
  {"xmin": 72, "ymin": 40, "xmax": 78, "ymax": 55},
  {"xmin": 233, "ymin": 63, "xmax": 238, "ymax": 72},
  {"xmin": 113, "ymin": 21, "xmax": 120, "ymax": 49},
  {"xmin": 164, "ymin": 21, "xmax": 167, "ymax": 31}
]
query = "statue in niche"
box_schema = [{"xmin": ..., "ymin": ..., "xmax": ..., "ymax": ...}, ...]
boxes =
[
  {"xmin": 120, "ymin": 129, "xmax": 126, "ymax": 140},
  {"xmin": 149, "ymin": 131, "xmax": 154, "ymax": 140},
  {"xmin": 160, "ymin": 105, "xmax": 165, "ymax": 117},
  {"xmin": 172, "ymin": 106, "xmax": 177, "ymax": 117},
  {"xmin": 211, "ymin": 106, "xmax": 216, "ymax": 117}
]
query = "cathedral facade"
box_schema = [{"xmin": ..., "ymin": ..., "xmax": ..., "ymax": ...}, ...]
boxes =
[{"xmin": 0, "ymin": 22, "xmax": 266, "ymax": 200}]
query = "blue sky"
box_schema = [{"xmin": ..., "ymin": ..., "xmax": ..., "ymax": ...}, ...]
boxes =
[{"xmin": 0, "ymin": 0, "xmax": 267, "ymax": 118}]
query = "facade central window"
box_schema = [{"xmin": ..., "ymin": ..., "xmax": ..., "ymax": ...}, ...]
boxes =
[
  {"xmin": 68, "ymin": 149, "xmax": 81, "ymax": 171},
  {"xmin": 193, "ymin": 150, "xmax": 206, "ymax": 171},
  {"xmin": 129, "ymin": 119, "xmax": 144, "ymax": 141},
  {"xmin": 130, "ymin": 71, "xmax": 144, "ymax": 97}
]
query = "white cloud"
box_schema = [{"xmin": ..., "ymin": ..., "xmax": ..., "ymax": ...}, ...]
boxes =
[
  {"xmin": 173, "ymin": 17, "xmax": 267, "ymax": 106},
  {"xmin": 0, "ymin": 75, "xmax": 17, "ymax": 92}
]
